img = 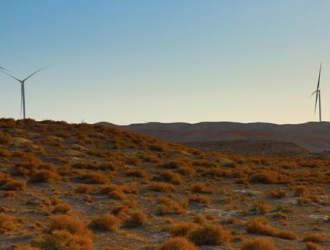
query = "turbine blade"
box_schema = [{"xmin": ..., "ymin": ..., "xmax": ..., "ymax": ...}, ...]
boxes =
[
  {"xmin": 317, "ymin": 63, "xmax": 322, "ymax": 90},
  {"xmin": 1, "ymin": 70, "xmax": 21, "ymax": 82},
  {"xmin": 23, "ymin": 66, "xmax": 48, "ymax": 82},
  {"xmin": 311, "ymin": 90, "xmax": 318, "ymax": 97},
  {"xmin": 314, "ymin": 91, "xmax": 319, "ymax": 114},
  {"xmin": 0, "ymin": 66, "xmax": 9, "ymax": 72}
]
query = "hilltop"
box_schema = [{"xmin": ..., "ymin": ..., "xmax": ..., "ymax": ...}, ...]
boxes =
[
  {"xmin": 0, "ymin": 119, "xmax": 330, "ymax": 250},
  {"xmin": 98, "ymin": 121, "xmax": 330, "ymax": 152}
]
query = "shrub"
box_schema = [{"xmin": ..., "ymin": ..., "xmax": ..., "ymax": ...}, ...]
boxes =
[
  {"xmin": 125, "ymin": 168, "xmax": 147, "ymax": 178},
  {"xmin": 245, "ymin": 217, "xmax": 277, "ymax": 236},
  {"xmin": 157, "ymin": 237, "xmax": 197, "ymax": 250},
  {"xmin": 157, "ymin": 197, "xmax": 184, "ymax": 215},
  {"xmin": 267, "ymin": 190, "xmax": 287, "ymax": 199},
  {"xmin": 90, "ymin": 214, "xmax": 120, "ymax": 231},
  {"xmin": 189, "ymin": 195, "xmax": 210, "ymax": 205},
  {"xmin": 0, "ymin": 148, "xmax": 12, "ymax": 158},
  {"xmin": 188, "ymin": 224, "xmax": 231, "ymax": 246},
  {"xmin": 49, "ymin": 215, "xmax": 90, "ymax": 237},
  {"xmin": 305, "ymin": 242, "xmax": 325, "ymax": 250},
  {"xmin": 0, "ymin": 213, "xmax": 16, "ymax": 232},
  {"xmin": 240, "ymin": 238, "xmax": 277, "ymax": 250},
  {"xmin": 31, "ymin": 229, "xmax": 93, "ymax": 250},
  {"xmin": 52, "ymin": 203, "xmax": 72, "ymax": 214},
  {"xmin": 0, "ymin": 131, "xmax": 11, "ymax": 143},
  {"xmin": 255, "ymin": 201, "xmax": 270, "ymax": 214},
  {"xmin": 294, "ymin": 186, "xmax": 310, "ymax": 197},
  {"xmin": 159, "ymin": 161, "xmax": 189, "ymax": 170},
  {"xmin": 169, "ymin": 222, "xmax": 199, "ymax": 237},
  {"xmin": 156, "ymin": 170, "xmax": 183, "ymax": 185},
  {"xmin": 245, "ymin": 218, "xmax": 298, "ymax": 240},
  {"xmin": 124, "ymin": 211, "xmax": 147, "ymax": 227},
  {"xmin": 80, "ymin": 172, "xmax": 110, "ymax": 184},
  {"xmin": 276, "ymin": 230, "xmax": 299, "ymax": 240},
  {"xmin": 14, "ymin": 246, "xmax": 42, "ymax": 250},
  {"xmin": 148, "ymin": 182, "xmax": 174, "ymax": 192},
  {"xmin": 191, "ymin": 183, "xmax": 215, "ymax": 194},
  {"xmin": 75, "ymin": 184, "xmax": 92, "ymax": 194},
  {"xmin": 30, "ymin": 170, "xmax": 60, "ymax": 183},
  {"xmin": 3, "ymin": 179, "xmax": 26, "ymax": 191},
  {"xmin": 249, "ymin": 171, "xmax": 284, "ymax": 184},
  {"xmin": 108, "ymin": 190, "xmax": 126, "ymax": 200},
  {"xmin": 32, "ymin": 214, "xmax": 92, "ymax": 250},
  {"xmin": 303, "ymin": 234, "xmax": 327, "ymax": 243}
]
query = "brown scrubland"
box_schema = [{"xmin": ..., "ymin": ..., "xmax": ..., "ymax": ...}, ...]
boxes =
[{"xmin": 0, "ymin": 119, "xmax": 330, "ymax": 250}]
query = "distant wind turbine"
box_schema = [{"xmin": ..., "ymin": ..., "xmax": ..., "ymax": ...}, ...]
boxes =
[
  {"xmin": 2, "ymin": 67, "xmax": 47, "ymax": 119},
  {"xmin": 311, "ymin": 63, "xmax": 322, "ymax": 122}
]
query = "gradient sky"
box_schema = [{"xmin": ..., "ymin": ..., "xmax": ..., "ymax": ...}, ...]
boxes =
[{"xmin": 0, "ymin": 0, "xmax": 329, "ymax": 124}]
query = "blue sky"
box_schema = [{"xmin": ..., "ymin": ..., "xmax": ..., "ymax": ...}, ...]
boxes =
[{"xmin": 0, "ymin": 0, "xmax": 329, "ymax": 124}]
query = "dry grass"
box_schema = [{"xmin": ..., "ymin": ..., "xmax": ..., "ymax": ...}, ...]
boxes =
[
  {"xmin": 32, "ymin": 229, "xmax": 93, "ymax": 250},
  {"xmin": 303, "ymin": 234, "xmax": 327, "ymax": 243},
  {"xmin": 188, "ymin": 224, "xmax": 231, "ymax": 246},
  {"xmin": 156, "ymin": 170, "xmax": 183, "ymax": 185},
  {"xmin": 169, "ymin": 222, "xmax": 199, "ymax": 237},
  {"xmin": 148, "ymin": 182, "xmax": 175, "ymax": 192},
  {"xmin": 0, "ymin": 119, "xmax": 330, "ymax": 249},
  {"xmin": 75, "ymin": 184, "xmax": 92, "ymax": 194},
  {"xmin": 30, "ymin": 170, "xmax": 60, "ymax": 183},
  {"xmin": 189, "ymin": 195, "xmax": 210, "ymax": 205},
  {"xmin": 31, "ymin": 215, "xmax": 92, "ymax": 250},
  {"xmin": 157, "ymin": 197, "xmax": 184, "ymax": 215},
  {"xmin": 245, "ymin": 217, "xmax": 299, "ymax": 240},
  {"xmin": 240, "ymin": 238, "xmax": 277, "ymax": 250},
  {"xmin": 124, "ymin": 211, "xmax": 147, "ymax": 227},
  {"xmin": 79, "ymin": 172, "xmax": 110, "ymax": 184},
  {"xmin": 52, "ymin": 202, "xmax": 72, "ymax": 214},
  {"xmin": 0, "ymin": 213, "xmax": 16, "ymax": 233},
  {"xmin": 157, "ymin": 237, "xmax": 197, "ymax": 250},
  {"xmin": 90, "ymin": 214, "xmax": 120, "ymax": 231}
]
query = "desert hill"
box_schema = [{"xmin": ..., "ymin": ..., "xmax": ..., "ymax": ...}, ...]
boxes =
[
  {"xmin": 98, "ymin": 121, "xmax": 330, "ymax": 152},
  {"xmin": 1, "ymin": 119, "xmax": 330, "ymax": 250},
  {"xmin": 184, "ymin": 140, "xmax": 311, "ymax": 158}
]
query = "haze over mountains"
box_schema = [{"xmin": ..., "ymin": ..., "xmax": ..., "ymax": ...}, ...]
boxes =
[{"xmin": 98, "ymin": 121, "xmax": 330, "ymax": 153}]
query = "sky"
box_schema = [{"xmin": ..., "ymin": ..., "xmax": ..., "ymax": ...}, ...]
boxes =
[{"xmin": 0, "ymin": 0, "xmax": 329, "ymax": 125}]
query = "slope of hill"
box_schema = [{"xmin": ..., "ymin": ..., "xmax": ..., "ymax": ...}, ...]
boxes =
[
  {"xmin": 1, "ymin": 119, "xmax": 330, "ymax": 250},
  {"xmin": 184, "ymin": 140, "xmax": 311, "ymax": 157},
  {"xmin": 98, "ymin": 121, "xmax": 330, "ymax": 152}
]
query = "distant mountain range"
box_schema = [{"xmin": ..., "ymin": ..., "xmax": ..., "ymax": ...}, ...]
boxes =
[{"xmin": 96, "ymin": 121, "xmax": 330, "ymax": 152}]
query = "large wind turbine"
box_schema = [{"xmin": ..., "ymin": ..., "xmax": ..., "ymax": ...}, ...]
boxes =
[
  {"xmin": 2, "ymin": 67, "xmax": 47, "ymax": 119},
  {"xmin": 311, "ymin": 64, "xmax": 322, "ymax": 122}
]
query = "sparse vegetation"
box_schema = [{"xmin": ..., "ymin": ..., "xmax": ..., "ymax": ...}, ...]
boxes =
[
  {"xmin": 157, "ymin": 237, "xmax": 197, "ymax": 250},
  {"xmin": 90, "ymin": 214, "xmax": 120, "ymax": 231},
  {"xmin": 0, "ymin": 119, "xmax": 329, "ymax": 250},
  {"xmin": 240, "ymin": 238, "xmax": 277, "ymax": 250}
]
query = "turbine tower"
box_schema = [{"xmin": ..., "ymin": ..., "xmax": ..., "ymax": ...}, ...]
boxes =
[
  {"xmin": 2, "ymin": 67, "xmax": 47, "ymax": 119},
  {"xmin": 311, "ymin": 64, "xmax": 322, "ymax": 122}
]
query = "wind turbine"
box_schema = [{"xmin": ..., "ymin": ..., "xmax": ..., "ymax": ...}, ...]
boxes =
[
  {"xmin": 2, "ymin": 67, "xmax": 47, "ymax": 119},
  {"xmin": 311, "ymin": 63, "xmax": 322, "ymax": 122}
]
